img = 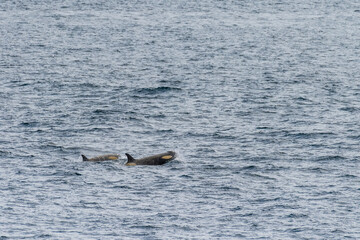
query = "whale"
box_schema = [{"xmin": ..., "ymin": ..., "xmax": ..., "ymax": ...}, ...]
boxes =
[
  {"xmin": 82, "ymin": 154, "xmax": 119, "ymax": 162},
  {"xmin": 125, "ymin": 151, "xmax": 176, "ymax": 166}
]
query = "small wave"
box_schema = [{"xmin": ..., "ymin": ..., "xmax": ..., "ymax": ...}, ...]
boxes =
[
  {"xmin": 241, "ymin": 165, "xmax": 257, "ymax": 170},
  {"xmin": 245, "ymin": 173, "xmax": 277, "ymax": 180},
  {"xmin": 157, "ymin": 129, "xmax": 174, "ymax": 133},
  {"xmin": 53, "ymin": 170, "xmax": 82, "ymax": 177},
  {"xmin": 179, "ymin": 174, "xmax": 193, "ymax": 179},
  {"xmin": 286, "ymin": 213, "xmax": 309, "ymax": 219},
  {"xmin": 219, "ymin": 185, "xmax": 240, "ymax": 191},
  {"xmin": 286, "ymin": 131, "xmax": 336, "ymax": 140},
  {"xmin": 92, "ymin": 109, "xmax": 123, "ymax": 115},
  {"xmin": 231, "ymin": 165, "xmax": 259, "ymax": 174},
  {"xmin": 133, "ymin": 86, "xmax": 182, "ymax": 95},
  {"xmin": 19, "ymin": 121, "xmax": 39, "ymax": 127},
  {"xmin": 338, "ymin": 174, "xmax": 358, "ymax": 179},
  {"xmin": 313, "ymin": 155, "xmax": 346, "ymax": 162},
  {"xmin": 203, "ymin": 164, "xmax": 228, "ymax": 170},
  {"xmin": 77, "ymin": 200, "xmax": 104, "ymax": 209},
  {"xmin": 129, "ymin": 225, "xmax": 161, "ymax": 230},
  {"xmin": 339, "ymin": 107, "xmax": 359, "ymax": 112},
  {"xmin": 76, "ymin": 82, "xmax": 103, "ymax": 89},
  {"xmin": 0, "ymin": 150, "xmax": 12, "ymax": 156},
  {"xmin": 251, "ymin": 197, "xmax": 282, "ymax": 203},
  {"xmin": 231, "ymin": 206, "xmax": 242, "ymax": 211},
  {"xmin": 287, "ymin": 227, "xmax": 306, "ymax": 233},
  {"xmin": 305, "ymin": 167, "xmax": 330, "ymax": 173},
  {"xmin": 112, "ymin": 185, "xmax": 132, "ymax": 189},
  {"xmin": 212, "ymin": 132, "xmax": 237, "ymax": 140}
]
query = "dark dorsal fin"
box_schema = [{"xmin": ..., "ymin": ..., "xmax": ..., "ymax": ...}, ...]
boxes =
[
  {"xmin": 81, "ymin": 154, "xmax": 89, "ymax": 161},
  {"xmin": 125, "ymin": 153, "xmax": 136, "ymax": 163}
]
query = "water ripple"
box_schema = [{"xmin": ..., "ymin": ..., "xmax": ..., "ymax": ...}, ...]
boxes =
[{"xmin": 1, "ymin": 1, "xmax": 359, "ymax": 239}]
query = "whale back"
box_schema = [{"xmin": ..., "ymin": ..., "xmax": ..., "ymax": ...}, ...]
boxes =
[
  {"xmin": 82, "ymin": 154, "xmax": 119, "ymax": 162},
  {"xmin": 125, "ymin": 151, "xmax": 176, "ymax": 166}
]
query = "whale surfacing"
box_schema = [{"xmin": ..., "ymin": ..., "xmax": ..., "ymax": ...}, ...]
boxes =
[
  {"xmin": 125, "ymin": 151, "xmax": 176, "ymax": 166},
  {"xmin": 82, "ymin": 154, "xmax": 119, "ymax": 162}
]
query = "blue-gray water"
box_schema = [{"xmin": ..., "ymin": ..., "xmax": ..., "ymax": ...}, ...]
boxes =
[{"xmin": 1, "ymin": 1, "xmax": 360, "ymax": 239}]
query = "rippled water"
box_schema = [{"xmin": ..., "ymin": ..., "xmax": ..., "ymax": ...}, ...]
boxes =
[{"xmin": 1, "ymin": 1, "xmax": 360, "ymax": 239}]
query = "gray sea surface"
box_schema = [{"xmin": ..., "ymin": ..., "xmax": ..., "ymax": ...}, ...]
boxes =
[{"xmin": 1, "ymin": 0, "xmax": 360, "ymax": 239}]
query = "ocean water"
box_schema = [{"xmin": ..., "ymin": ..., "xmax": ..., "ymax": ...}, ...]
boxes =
[{"xmin": 1, "ymin": 0, "xmax": 360, "ymax": 239}]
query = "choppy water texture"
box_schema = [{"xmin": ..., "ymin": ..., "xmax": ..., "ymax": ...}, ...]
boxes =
[{"xmin": 1, "ymin": 1, "xmax": 360, "ymax": 239}]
